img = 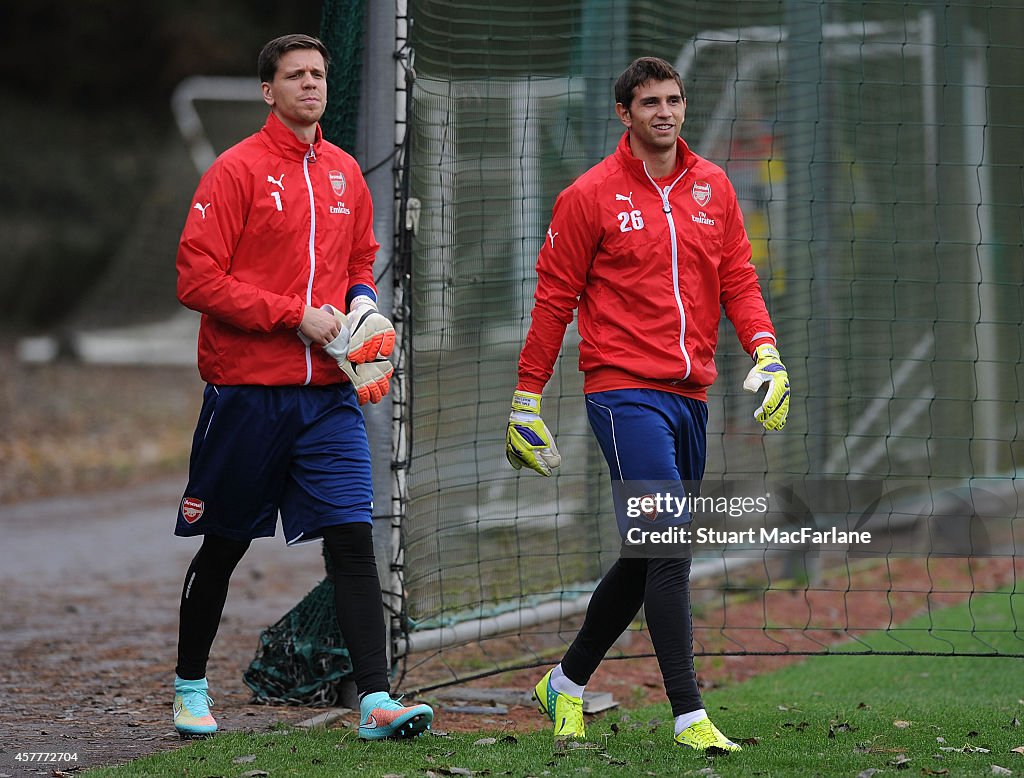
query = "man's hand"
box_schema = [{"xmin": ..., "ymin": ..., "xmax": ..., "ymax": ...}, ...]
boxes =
[
  {"xmin": 743, "ymin": 344, "xmax": 790, "ymax": 430},
  {"xmin": 347, "ymin": 295, "xmax": 395, "ymax": 363},
  {"xmin": 300, "ymin": 305, "xmax": 343, "ymax": 346},
  {"xmin": 506, "ymin": 390, "xmax": 561, "ymax": 476},
  {"xmin": 321, "ymin": 305, "xmax": 393, "ymax": 404}
]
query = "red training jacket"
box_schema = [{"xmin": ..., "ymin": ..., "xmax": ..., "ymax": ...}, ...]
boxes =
[
  {"xmin": 518, "ymin": 132, "xmax": 776, "ymax": 401},
  {"xmin": 176, "ymin": 111, "xmax": 379, "ymax": 386}
]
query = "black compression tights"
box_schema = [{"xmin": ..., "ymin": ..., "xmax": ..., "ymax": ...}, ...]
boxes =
[
  {"xmin": 320, "ymin": 522, "xmax": 389, "ymax": 696},
  {"xmin": 175, "ymin": 524, "xmax": 389, "ymax": 697},
  {"xmin": 175, "ymin": 534, "xmax": 251, "ymax": 681},
  {"xmin": 560, "ymin": 556, "xmax": 701, "ymax": 716}
]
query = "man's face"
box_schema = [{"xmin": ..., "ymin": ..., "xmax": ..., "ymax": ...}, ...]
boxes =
[
  {"xmin": 615, "ymin": 79, "xmax": 686, "ymax": 154},
  {"xmin": 262, "ymin": 48, "xmax": 327, "ymax": 130}
]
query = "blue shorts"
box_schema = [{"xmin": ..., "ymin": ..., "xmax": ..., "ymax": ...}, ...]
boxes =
[
  {"xmin": 175, "ymin": 383, "xmax": 373, "ymax": 545},
  {"xmin": 586, "ymin": 389, "xmax": 708, "ymax": 537}
]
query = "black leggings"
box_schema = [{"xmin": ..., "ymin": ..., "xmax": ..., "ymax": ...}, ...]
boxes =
[
  {"xmin": 176, "ymin": 522, "xmax": 389, "ymax": 696},
  {"xmin": 560, "ymin": 556, "xmax": 700, "ymax": 716}
]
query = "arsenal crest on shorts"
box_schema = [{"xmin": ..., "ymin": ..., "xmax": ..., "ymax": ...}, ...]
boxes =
[
  {"xmin": 692, "ymin": 181, "xmax": 712, "ymax": 207},
  {"xmin": 181, "ymin": 497, "xmax": 205, "ymax": 524}
]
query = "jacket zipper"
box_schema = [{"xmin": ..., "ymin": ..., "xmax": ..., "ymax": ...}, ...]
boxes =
[
  {"xmin": 301, "ymin": 146, "xmax": 317, "ymax": 385},
  {"xmin": 643, "ymin": 164, "xmax": 692, "ymax": 380}
]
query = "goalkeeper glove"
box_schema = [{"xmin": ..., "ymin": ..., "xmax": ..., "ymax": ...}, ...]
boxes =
[
  {"xmin": 346, "ymin": 295, "xmax": 395, "ymax": 363},
  {"xmin": 340, "ymin": 358, "xmax": 394, "ymax": 405},
  {"xmin": 322, "ymin": 305, "xmax": 394, "ymax": 405},
  {"xmin": 506, "ymin": 390, "xmax": 561, "ymax": 476},
  {"xmin": 743, "ymin": 344, "xmax": 790, "ymax": 431}
]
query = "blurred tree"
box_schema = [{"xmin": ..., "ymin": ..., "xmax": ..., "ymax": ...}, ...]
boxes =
[{"xmin": 0, "ymin": 1, "xmax": 322, "ymax": 330}]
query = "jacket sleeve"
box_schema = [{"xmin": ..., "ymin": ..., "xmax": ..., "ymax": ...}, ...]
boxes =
[
  {"xmin": 176, "ymin": 158, "xmax": 305, "ymax": 332},
  {"xmin": 344, "ymin": 167, "xmax": 380, "ymax": 307},
  {"xmin": 517, "ymin": 186, "xmax": 600, "ymax": 393},
  {"xmin": 717, "ymin": 179, "xmax": 776, "ymax": 354}
]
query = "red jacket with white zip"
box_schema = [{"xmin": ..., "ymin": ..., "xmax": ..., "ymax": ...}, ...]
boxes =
[
  {"xmin": 176, "ymin": 111, "xmax": 378, "ymax": 386},
  {"xmin": 518, "ymin": 132, "xmax": 776, "ymax": 401}
]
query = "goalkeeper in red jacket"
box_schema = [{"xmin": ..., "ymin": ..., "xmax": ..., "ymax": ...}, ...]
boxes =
[
  {"xmin": 506, "ymin": 56, "xmax": 790, "ymax": 754},
  {"xmin": 170, "ymin": 34, "xmax": 431, "ymax": 741}
]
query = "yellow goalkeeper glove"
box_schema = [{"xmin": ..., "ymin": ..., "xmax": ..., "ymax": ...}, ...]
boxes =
[
  {"xmin": 743, "ymin": 344, "xmax": 790, "ymax": 431},
  {"xmin": 506, "ymin": 390, "xmax": 561, "ymax": 476}
]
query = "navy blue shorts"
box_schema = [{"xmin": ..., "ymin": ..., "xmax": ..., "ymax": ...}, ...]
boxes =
[
  {"xmin": 175, "ymin": 383, "xmax": 373, "ymax": 545},
  {"xmin": 586, "ymin": 389, "xmax": 708, "ymax": 537}
]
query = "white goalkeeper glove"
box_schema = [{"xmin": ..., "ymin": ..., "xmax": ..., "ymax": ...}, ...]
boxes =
[
  {"xmin": 340, "ymin": 358, "xmax": 394, "ymax": 405},
  {"xmin": 505, "ymin": 390, "xmax": 561, "ymax": 476},
  {"xmin": 346, "ymin": 295, "xmax": 395, "ymax": 363},
  {"xmin": 322, "ymin": 305, "xmax": 394, "ymax": 405},
  {"xmin": 743, "ymin": 344, "xmax": 790, "ymax": 431}
]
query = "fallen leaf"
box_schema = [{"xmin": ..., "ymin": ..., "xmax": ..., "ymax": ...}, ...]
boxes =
[
  {"xmin": 855, "ymin": 769, "xmax": 879, "ymax": 778},
  {"xmin": 1011, "ymin": 745, "xmax": 1024, "ymax": 755},
  {"xmin": 474, "ymin": 737, "xmax": 497, "ymax": 746},
  {"xmin": 887, "ymin": 754, "xmax": 911, "ymax": 769},
  {"xmin": 991, "ymin": 766, "xmax": 1012, "ymax": 776},
  {"xmin": 940, "ymin": 744, "xmax": 991, "ymax": 754},
  {"xmin": 893, "ymin": 720, "xmax": 911, "ymax": 729},
  {"xmin": 232, "ymin": 755, "xmax": 257, "ymax": 764},
  {"xmin": 920, "ymin": 769, "xmax": 949, "ymax": 776},
  {"xmin": 828, "ymin": 720, "xmax": 854, "ymax": 738}
]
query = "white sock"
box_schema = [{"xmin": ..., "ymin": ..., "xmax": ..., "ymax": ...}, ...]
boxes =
[
  {"xmin": 549, "ymin": 664, "xmax": 585, "ymax": 698},
  {"xmin": 674, "ymin": 709, "xmax": 708, "ymax": 735}
]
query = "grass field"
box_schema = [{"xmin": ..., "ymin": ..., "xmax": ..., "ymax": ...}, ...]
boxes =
[{"xmin": 83, "ymin": 587, "xmax": 1023, "ymax": 777}]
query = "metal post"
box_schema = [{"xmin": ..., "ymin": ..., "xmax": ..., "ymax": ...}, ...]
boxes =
[
  {"xmin": 354, "ymin": 0, "xmax": 400, "ymax": 694},
  {"xmin": 578, "ymin": 0, "xmax": 630, "ymax": 164},
  {"xmin": 783, "ymin": 0, "xmax": 830, "ymax": 582}
]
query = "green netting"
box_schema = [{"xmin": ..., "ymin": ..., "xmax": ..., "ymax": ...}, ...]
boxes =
[
  {"xmin": 397, "ymin": 0, "xmax": 1024, "ymax": 687},
  {"xmin": 319, "ymin": 0, "xmax": 366, "ymax": 150},
  {"xmin": 243, "ymin": 577, "xmax": 353, "ymax": 706}
]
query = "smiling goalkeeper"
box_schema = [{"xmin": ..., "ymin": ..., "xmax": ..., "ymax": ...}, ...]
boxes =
[{"xmin": 506, "ymin": 57, "xmax": 790, "ymax": 755}]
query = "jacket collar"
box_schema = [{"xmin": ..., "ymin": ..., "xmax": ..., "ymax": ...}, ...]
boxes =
[
  {"xmin": 614, "ymin": 131, "xmax": 696, "ymax": 183},
  {"xmin": 259, "ymin": 111, "xmax": 323, "ymax": 161}
]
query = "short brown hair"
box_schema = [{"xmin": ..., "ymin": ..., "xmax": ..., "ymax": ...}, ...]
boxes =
[
  {"xmin": 258, "ymin": 34, "xmax": 331, "ymax": 83},
  {"xmin": 614, "ymin": 57, "xmax": 686, "ymax": 108}
]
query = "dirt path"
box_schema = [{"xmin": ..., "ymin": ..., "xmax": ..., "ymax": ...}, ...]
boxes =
[{"xmin": 0, "ymin": 476, "xmax": 330, "ymax": 774}]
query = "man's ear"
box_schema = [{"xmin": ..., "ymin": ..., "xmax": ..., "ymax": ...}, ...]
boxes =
[
  {"xmin": 615, "ymin": 102, "xmax": 632, "ymax": 128},
  {"xmin": 261, "ymin": 82, "xmax": 274, "ymax": 108}
]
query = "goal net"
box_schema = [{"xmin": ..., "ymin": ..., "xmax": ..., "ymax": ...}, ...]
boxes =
[{"xmin": 393, "ymin": 0, "xmax": 1024, "ymax": 689}]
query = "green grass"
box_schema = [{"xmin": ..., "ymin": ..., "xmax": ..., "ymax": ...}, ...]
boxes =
[{"xmin": 85, "ymin": 589, "xmax": 1024, "ymax": 777}]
